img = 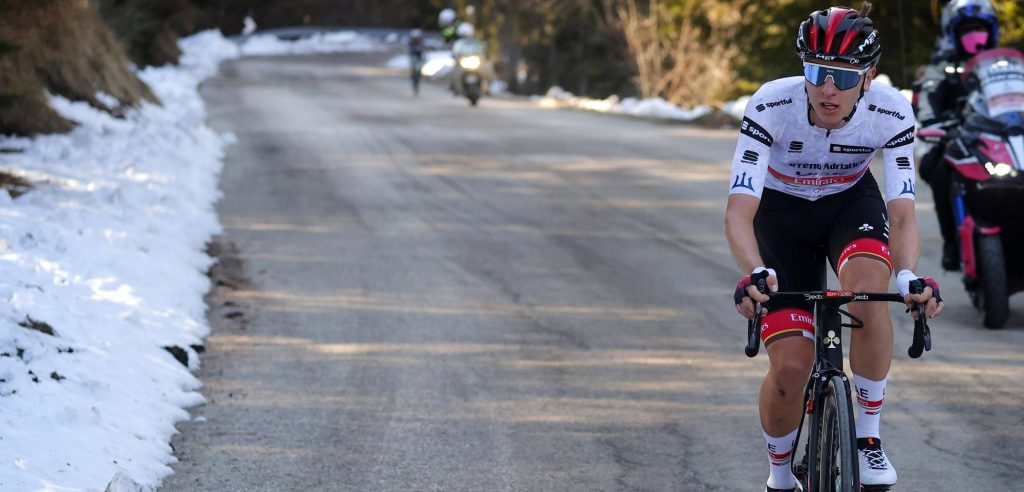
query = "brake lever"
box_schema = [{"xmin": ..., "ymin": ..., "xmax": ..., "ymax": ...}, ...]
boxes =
[
  {"xmin": 745, "ymin": 277, "xmax": 769, "ymax": 358},
  {"xmin": 745, "ymin": 301, "xmax": 762, "ymax": 358},
  {"xmin": 907, "ymin": 280, "xmax": 932, "ymax": 359}
]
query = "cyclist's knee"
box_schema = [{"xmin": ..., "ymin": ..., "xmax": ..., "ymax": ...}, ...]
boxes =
[
  {"xmin": 770, "ymin": 357, "xmax": 812, "ymax": 388},
  {"xmin": 766, "ymin": 339, "xmax": 813, "ymax": 382},
  {"xmin": 838, "ymin": 256, "xmax": 891, "ymax": 291}
]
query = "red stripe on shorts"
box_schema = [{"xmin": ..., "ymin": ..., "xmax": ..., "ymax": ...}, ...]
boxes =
[
  {"xmin": 837, "ymin": 238, "xmax": 893, "ymax": 275},
  {"xmin": 761, "ymin": 308, "xmax": 814, "ymax": 347}
]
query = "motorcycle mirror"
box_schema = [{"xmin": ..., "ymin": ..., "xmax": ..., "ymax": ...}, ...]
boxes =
[{"xmin": 917, "ymin": 127, "xmax": 949, "ymax": 143}]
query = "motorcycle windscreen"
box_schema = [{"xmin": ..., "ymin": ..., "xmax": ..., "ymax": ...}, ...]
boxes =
[{"xmin": 969, "ymin": 49, "xmax": 1024, "ymax": 121}]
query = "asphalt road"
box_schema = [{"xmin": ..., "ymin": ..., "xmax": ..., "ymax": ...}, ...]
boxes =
[{"xmin": 161, "ymin": 52, "xmax": 1024, "ymax": 491}]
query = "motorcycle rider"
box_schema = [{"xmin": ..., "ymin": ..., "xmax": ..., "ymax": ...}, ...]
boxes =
[
  {"xmin": 438, "ymin": 7, "xmax": 460, "ymax": 46},
  {"xmin": 439, "ymin": 6, "xmax": 476, "ymax": 47},
  {"xmin": 914, "ymin": 0, "xmax": 1000, "ymax": 271},
  {"xmin": 450, "ymin": 30, "xmax": 488, "ymax": 103}
]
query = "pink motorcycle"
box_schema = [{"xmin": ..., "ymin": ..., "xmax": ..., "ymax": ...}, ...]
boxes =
[{"xmin": 919, "ymin": 48, "xmax": 1024, "ymax": 328}]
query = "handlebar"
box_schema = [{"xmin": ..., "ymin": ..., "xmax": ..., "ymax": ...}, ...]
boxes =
[{"xmin": 743, "ymin": 280, "xmax": 932, "ymax": 359}]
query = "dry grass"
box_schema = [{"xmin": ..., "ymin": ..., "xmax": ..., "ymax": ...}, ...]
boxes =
[
  {"xmin": 98, "ymin": 0, "xmax": 200, "ymax": 68},
  {"xmin": 0, "ymin": 0, "xmax": 158, "ymax": 136},
  {"xmin": 0, "ymin": 170, "xmax": 32, "ymax": 198}
]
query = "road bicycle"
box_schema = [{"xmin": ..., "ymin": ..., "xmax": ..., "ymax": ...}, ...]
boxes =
[{"xmin": 745, "ymin": 274, "xmax": 932, "ymax": 492}]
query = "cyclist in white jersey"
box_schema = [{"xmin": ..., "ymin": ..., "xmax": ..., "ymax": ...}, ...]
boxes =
[{"xmin": 724, "ymin": 4, "xmax": 943, "ymax": 491}]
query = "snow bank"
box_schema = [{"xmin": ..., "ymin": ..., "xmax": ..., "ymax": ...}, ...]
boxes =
[
  {"xmin": 0, "ymin": 30, "xmax": 239, "ymax": 491},
  {"xmin": 536, "ymin": 86, "xmax": 715, "ymax": 123}
]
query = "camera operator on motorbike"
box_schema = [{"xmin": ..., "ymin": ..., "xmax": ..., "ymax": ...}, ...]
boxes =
[
  {"xmin": 450, "ymin": 27, "xmax": 488, "ymax": 106},
  {"xmin": 913, "ymin": 0, "xmax": 1000, "ymax": 271},
  {"xmin": 438, "ymin": 7, "xmax": 478, "ymax": 95},
  {"xmin": 725, "ymin": 4, "xmax": 943, "ymax": 491},
  {"xmin": 438, "ymin": 7, "xmax": 462, "ymax": 47}
]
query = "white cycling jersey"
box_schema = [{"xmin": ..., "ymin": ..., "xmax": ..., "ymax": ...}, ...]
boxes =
[{"xmin": 728, "ymin": 76, "xmax": 917, "ymax": 202}]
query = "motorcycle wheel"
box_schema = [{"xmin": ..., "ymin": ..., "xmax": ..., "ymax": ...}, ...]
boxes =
[{"xmin": 976, "ymin": 234, "xmax": 1009, "ymax": 329}]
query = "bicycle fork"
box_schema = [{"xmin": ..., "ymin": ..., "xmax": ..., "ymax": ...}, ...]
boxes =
[{"xmin": 792, "ymin": 303, "xmax": 860, "ymax": 492}]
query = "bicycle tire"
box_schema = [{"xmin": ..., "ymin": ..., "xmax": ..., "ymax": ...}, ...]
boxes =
[{"xmin": 816, "ymin": 375, "xmax": 859, "ymax": 491}]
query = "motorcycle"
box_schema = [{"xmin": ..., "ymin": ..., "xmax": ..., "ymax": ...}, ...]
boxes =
[
  {"xmin": 918, "ymin": 48, "xmax": 1024, "ymax": 328},
  {"xmin": 451, "ymin": 38, "xmax": 487, "ymax": 106}
]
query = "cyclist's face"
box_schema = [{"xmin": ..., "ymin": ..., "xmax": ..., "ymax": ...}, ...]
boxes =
[{"xmin": 804, "ymin": 59, "xmax": 876, "ymax": 130}]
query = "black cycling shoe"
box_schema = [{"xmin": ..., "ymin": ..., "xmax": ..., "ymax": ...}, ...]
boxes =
[
  {"xmin": 941, "ymin": 241, "xmax": 960, "ymax": 271},
  {"xmin": 766, "ymin": 486, "xmax": 796, "ymax": 492}
]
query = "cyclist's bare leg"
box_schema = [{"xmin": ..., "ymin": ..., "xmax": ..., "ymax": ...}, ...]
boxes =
[
  {"xmin": 837, "ymin": 254, "xmax": 899, "ymax": 486},
  {"xmin": 838, "ymin": 256, "xmax": 894, "ymax": 379},
  {"xmin": 760, "ymin": 336, "xmax": 813, "ymax": 434},
  {"xmin": 761, "ymin": 336, "xmax": 813, "ymax": 489}
]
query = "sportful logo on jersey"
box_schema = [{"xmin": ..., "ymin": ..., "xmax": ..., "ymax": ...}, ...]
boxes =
[
  {"xmin": 732, "ymin": 171, "xmax": 755, "ymax": 192},
  {"xmin": 789, "ymin": 141, "xmax": 804, "ymax": 153},
  {"xmin": 741, "ymin": 150, "xmax": 759, "ymax": 164},
  {"xmin": 830, "ymin": 143, "xmax": 874, "ymax": 154},
  {"xmin": 756, "ymin": 97, "xmax": 793, "ymax": 112},
  {"xmin": 868, "ymin": 104, "xmax": 906, "ymax": 121},
  {"xmin": 741, "ymin": 117, "xmax": 774, "ymax": 146},
  {"xmin": 896, "ymin": 156, "xmax": 912, "ymax": 170},
  {"xmin": 884, "ymin": 126, "xmax": 916, "ymax": 149}
]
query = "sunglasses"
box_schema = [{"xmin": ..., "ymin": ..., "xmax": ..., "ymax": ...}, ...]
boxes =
[{"xmin": 803, "ymin": 63, "xmax": 869, "ymax": 91}]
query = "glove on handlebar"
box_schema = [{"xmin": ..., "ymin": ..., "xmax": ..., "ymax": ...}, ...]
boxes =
[
  {"xmin": 921, "ymin": 277, "xmax": 942, "ymax": 303},
  {"xmin": 896, "ymin": 269, "xmax": 942, "ymax": 303},
  {"xmin": 734, "ymin": 267, "xmax": 775, "ymax": 306}
]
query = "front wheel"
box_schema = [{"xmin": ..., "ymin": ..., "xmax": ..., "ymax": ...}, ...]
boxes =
[
  {"xmin": 976, "ymin": 233, "xmax": 1009, "ymax": 329},
  {"xmin": 815, "ymin": 376, "xmax": 859, "ymax": 492},
  {"xmin": 466, "ymin": 84, "xmax": 480, "ymax": 106}
]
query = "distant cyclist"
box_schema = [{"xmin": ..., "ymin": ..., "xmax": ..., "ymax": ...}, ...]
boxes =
[
  {"xmin": 724, "ymin": 4, "xmax": 942, "ymax": 491},
  {"xmin": 408, "ymin": 28, "xmax": 425, "ymax": 96}
]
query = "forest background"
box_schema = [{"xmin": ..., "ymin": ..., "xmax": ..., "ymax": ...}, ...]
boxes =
[{"xmin": 1, "ymin": 0, "xmax": 1023, "ymax": 136}]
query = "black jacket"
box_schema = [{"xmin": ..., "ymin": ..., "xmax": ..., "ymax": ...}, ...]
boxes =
[{"xmin": 914, "ymin": 49, "xmax": 971, "ymax": 127}]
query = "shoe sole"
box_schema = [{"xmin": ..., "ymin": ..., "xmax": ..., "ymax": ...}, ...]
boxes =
[{"xmin": 861, "ymin": 485, "xmax": 893, "ymax": 491}]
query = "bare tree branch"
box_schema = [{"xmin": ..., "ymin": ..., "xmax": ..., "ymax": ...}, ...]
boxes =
[{"xmin": 606, "ymin": 0, "xmax": 742, "ymax": 107}]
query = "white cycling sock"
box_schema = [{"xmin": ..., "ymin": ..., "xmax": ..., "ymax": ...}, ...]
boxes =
[
  {"xmin": 853, "ymin": 373, "xmax": 887, "ymax": 439},
  {"xmin": 763, "ymin": 427, "xmax": 798, "ymax": 490}
]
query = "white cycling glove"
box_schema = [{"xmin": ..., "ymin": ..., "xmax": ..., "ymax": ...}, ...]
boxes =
[{"xmin": 896, "ymin": 269, "xmax": 917, "ymax": 297}]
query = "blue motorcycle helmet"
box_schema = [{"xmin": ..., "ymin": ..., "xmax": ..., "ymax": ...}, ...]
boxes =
[{"xmin": 941, "ymin": 0, "xmax": 1000, "ymax": 57}]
